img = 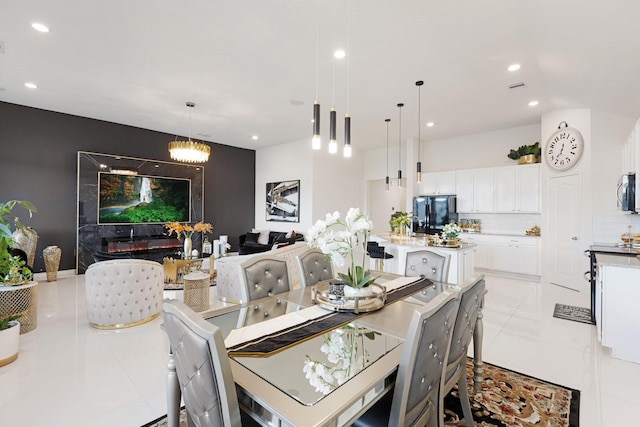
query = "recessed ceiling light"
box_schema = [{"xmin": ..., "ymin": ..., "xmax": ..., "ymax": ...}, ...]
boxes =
[
  {"xmin": 508, "ymin": 63, "xmax": 521, "ymax": 72},
  {"xmin": 32, "ymin": 22, "xmax": 50, "ymax": 33},
  {"xmin": 426, "ymin": 122, "xmax": 434, "ymax": 127},
  {"xmin": 252, "ymin": 135, "xmax": 258, "ymax": 140},
  {"xmin": 24, "ymin": 82, "xmax": 37, "ymax": 89},
  {"xmin": 334, "ymin": 49, "xmax": 346, "ymax": 59},
  {"xmin": 528, "ymin": 100, "xmax": 539, "ymax": 107}
]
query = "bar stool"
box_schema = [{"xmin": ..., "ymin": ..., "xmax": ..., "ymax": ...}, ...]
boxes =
[{"xmin": 367, "ymin": 242, "xmax": 394, "ymax": 272}]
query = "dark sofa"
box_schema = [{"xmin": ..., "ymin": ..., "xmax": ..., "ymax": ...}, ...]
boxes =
[{"xmin": 238, "ymin": 231, "xmax": 305, "ymax": 255}]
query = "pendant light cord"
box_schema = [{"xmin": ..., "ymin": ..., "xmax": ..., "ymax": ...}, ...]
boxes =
[{"xmin": 386, "ymin": 119, "xmax": 390, "ymax": 176}]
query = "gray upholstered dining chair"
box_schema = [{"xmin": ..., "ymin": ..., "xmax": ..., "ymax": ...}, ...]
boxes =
[
  {"xmin": 162, "ymin": 299, "xmax": 247, "ymax": 427},
  {"xmin": 352, "ymin": 289, "xmax": 461, "ymax": 427},
  {"xmin": 439, "ymin": 277, "xmax": 486, "ymax": 427},
  {"xmin": 295, "ymin": 249, "xmax": 334, "ymax": 288},
  {"xmin": 238, "ymin": 254, "xmax": 290, "ymax": 303},
  {"xmin": 404, "ymin": 250, "xmax": 451, "ymax": 283}
]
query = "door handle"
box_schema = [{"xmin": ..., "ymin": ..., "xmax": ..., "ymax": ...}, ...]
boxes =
[
  {"xmin": 572, "ymin": 236, "xmax": 578, "ymax": 241},
  {"xmin": 584, "ymin": 271, "xmax": 591, "ymax": 282}
]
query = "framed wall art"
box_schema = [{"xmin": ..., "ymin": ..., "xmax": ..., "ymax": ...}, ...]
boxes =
[{"xmin": 266, "ymin": 180, "xmax": 300, "ymax": 222}]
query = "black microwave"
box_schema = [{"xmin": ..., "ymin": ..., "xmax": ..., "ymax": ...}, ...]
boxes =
[{"xmin": 618, "ymin": 173, "xmax": 636, "ymax": 212}]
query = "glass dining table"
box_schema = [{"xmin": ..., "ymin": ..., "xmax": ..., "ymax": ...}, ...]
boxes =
[{"xmin": 165, "ymin": 272, "xmax": 486, "ymax": 427}]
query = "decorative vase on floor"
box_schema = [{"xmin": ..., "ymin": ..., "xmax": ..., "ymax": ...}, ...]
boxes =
[
  {"xmin": 183, "ymin": 236, "xmax": 192, "ymax": 260},
  {"xmin": 43, "ymin": 245, "xmax": 61, "ymax": 282},
  {"xmin": 12, "ymin": 228, "xmax": 38, "ymax": 268},
  {"xmin": 0, "ymin": 320, "xmax": 20, "ymax": 367}
]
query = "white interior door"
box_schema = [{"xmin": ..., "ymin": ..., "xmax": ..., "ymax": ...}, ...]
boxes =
[
  {"xmin": 367, "ymin": 179, "xmax": 406, "ymax": 234},
  {"xmin": 548, "ymin": 173, "xmax": 583, "ymax": 291}
]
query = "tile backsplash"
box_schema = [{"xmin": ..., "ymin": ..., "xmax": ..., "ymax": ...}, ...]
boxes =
[
  {"xmin": 592, "ymin": 214, "xmax": 640, "ymax": 244},
  {"xmin": 458, "ymin": 213, "xmax": 541, "ymax": 235}
]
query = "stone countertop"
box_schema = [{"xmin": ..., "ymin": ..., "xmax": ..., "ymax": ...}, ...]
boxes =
[
  {"xmin": 461, "ymin": 231, "xmax": 541, "ymax": 238},
  {"xmin": 371, "ymin": 233, "xmax": 476, "ymax": 251},
  {"xmin": 597, "ymin": 253, "xmax": 640, "ymax": 269}
]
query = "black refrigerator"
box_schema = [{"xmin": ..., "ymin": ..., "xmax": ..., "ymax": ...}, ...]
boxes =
[{"xmin": 412, "ymin": 195, "xmax": 458, "ymax": 235}]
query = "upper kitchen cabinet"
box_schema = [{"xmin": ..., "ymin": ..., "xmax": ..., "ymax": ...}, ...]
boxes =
[
  {"xmin": 455, "ymin": 168, "xmax": 494, "ymax": 213},
  {"xmin": 419, "ymin": 171, "xmax": 456, "ymax": 195},
  {"xmin": 493, "ymin": 164, "xmax": 541, "ymax": 213}
]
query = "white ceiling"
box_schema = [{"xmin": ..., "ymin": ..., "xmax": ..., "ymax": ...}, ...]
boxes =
[{"xmin": 2, "ymin": 0, "xmax": 640, "ymax": 152}]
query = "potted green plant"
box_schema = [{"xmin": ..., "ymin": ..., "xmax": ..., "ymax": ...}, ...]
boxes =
[
  {"xmin": 389, "ymin": 211, "xmax": 412, "ymax": 236},
  {"xmin": 0, "ymin": 314, "xmax": 21, "ymax": 367},
  {"xmin": 0, "ymin": 200, "xmax": 37, "ymax": 285},
  {"xmin": 507, "ymin": 142, "xmax": 541, "ymax": 164}
]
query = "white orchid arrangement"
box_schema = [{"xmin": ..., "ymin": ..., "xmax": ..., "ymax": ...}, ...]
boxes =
[
  {"xmin": 442, "ymin": 222, "xmax": 462, "ymax": 239},
  {"xmin": 303, "ymin": 324, "xmax": 376, "ymax": 395},
  {"xmin": 307, "ymin": 208, "xmax": 376, "ymax": 288}
]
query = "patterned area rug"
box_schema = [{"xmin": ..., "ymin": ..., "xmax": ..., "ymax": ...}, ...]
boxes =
[
  {"xmin": 552, "ymin": 303, "xmax": 594, "ymax": 325},
  {"xmin": 142, "ymin": 359, "xmax": 580, "ymax": 427},
  {"xmin": 444, "ymin": 359, "xmax": 580, "ymax": 426}
]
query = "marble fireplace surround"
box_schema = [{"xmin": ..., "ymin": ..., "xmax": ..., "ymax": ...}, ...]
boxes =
[{"xmin": 76, "ymin": 151, "xmax": 204, "ymax": 274}]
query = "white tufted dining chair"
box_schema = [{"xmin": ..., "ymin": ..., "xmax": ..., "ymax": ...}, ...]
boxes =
[
  {"xmin": 238, "ymin": 254, "xmax": 290, "ymax": 303},
  {"xmin": 85, "ymin": 259, "xmax": 164, "ymax": 329},
  {"xmin": 162, "ymin": 299, "xmax": 259, "ymax": 427},
  {"xmin": 439, "ymin": 277, "xmax": 486, "ymax": 427},
  {"xmin": 352, "ymin": 289, "xmax": 460, "ymax": 427},
  {"xmin": 295, "ymin": 249, "xmax": 334, "ymax": 288},
  {"xmin": 404, "ymin": 250, "xmax": 450, "ymax": 283}
]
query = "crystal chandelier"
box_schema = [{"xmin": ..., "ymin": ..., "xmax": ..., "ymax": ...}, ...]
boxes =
[{"xmin": 168, "ymin": 102, "xmax": 210, "ymax": 163}]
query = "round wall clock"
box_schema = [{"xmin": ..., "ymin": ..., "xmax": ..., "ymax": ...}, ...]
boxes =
[{"xmin": 545, "ymin": 121, "xmax": 584, "ymax": 171}]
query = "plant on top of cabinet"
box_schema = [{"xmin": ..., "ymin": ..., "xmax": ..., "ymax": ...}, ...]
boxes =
[{"xmin": 507, "ymin": 142, "xmax": 541, "ymax": 164}]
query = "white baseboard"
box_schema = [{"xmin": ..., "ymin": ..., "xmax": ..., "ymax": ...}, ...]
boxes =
[{"xmin": 33, "ymin": 269, "xmax": 77, "ymax": 281}]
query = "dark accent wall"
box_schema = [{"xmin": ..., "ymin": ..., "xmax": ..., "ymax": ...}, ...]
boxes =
[{"xmin": 0, "ymin": 101, "xmax": 255, "ymax": 273}]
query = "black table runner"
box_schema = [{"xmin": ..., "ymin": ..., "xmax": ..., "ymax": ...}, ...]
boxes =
[{"xmin": 227, "ymin": 276, "xmax": 431, "ymax": 357}]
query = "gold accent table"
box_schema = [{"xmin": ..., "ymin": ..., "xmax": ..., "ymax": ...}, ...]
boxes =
[
  {"xmin": 0, "ymin": 281, "xmax": 38, "ymax": 334},
  {"xmin": 182, "ymin": 272, "xmax": 210, "ymax": 312}
]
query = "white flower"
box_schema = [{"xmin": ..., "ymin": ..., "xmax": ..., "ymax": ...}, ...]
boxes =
[
  {"xmin": 442, "ymin": 222, "xmax": 462, "ymax": 239},
  {"xmin": 303, "ymin": 325, "xmax": 375, "ymax": 395},
  {"xmin": 306, "ymin": 208, "xmax": 375, "ymax": 288}
]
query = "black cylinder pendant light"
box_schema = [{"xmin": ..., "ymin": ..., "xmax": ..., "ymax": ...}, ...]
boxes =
[
  {"xmin": 385, "ymin": 118, "xmax": 391, "ymax": 191},
  {"xmin": 416, "ymin": 81, "xmax": 424, "ymax": 183},
  {"xmin": 312, "ymin": 101, "xmax": 321, "ymax": 150},
  {"xmin": 397, "ymin": 103, "xmax": 404, "ymax": 188},
  {"xmin": 344, "ymin": 114, "xmax": 352, "ymax": 157}
]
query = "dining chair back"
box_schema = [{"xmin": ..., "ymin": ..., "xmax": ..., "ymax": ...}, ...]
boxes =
[
  {"xmin": 239, "ymin": 254, "xmax": 290, "ymax": 302},
  {"xmin": 352, "ymin": 289, "xmax": 460, "ymax": 427},
  {"xmin": 295, "ymin": 249, "xmax": 334, "ymax": 288},
  {"xmin": 439, "ymin": 277, "xmax": 486, "ymax": 427},
  {"xmin": 162, "ymin": 299, "xmax": 242, "ymax": 427},
  {"xmin": 404, "ymin": 250, "xmax": 450, "ymax": 283}
]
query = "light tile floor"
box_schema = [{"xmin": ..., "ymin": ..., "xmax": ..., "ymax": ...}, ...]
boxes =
[{"xmin": 0, "ymin": 271, "xmax": 638, "ymax": 426}]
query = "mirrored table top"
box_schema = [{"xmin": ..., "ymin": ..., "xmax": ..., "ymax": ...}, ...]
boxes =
[{"xmin": 206, "ymin": 298, "xmax": 403, "ymax": 406}]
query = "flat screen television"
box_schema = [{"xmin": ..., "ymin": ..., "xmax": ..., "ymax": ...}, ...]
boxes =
[{"xmin": 98, "ymin": 172, "xmax": 191, "ymax": 224}]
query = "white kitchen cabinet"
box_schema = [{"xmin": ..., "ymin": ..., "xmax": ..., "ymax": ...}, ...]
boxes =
[
  {"xmin": 488, "ymin": 235, "xmax": 540, "ymax": 275},
  {"xmin": 493, "ymin": 164, "xmax": 540, "ymax": 213},
  {"xmin": 516, "ymin": 164, "xmax": 541, "ymax": 212},
  {"xmin": 420, "ymin": 171, "xmax": 456, "ymax": 195},
  {"xmin": 463, "ymin": 234, "xmax": 491, "ymax": 270},
  {"xmin": 455, "ymin": 169, "xmax": 494, "ymax": 213},
  {"xmin": 596, "ymin": 256, "xmax": 640, "ymax": 364}
]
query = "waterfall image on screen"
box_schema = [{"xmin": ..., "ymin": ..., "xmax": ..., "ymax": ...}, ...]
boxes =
[{"xmin": 98, "ymin": 173, "xmax": 191, "ymax": 224}]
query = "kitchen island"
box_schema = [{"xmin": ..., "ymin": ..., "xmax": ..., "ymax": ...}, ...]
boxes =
[
  {"xmin": 370, "ymin": 233, "xmax": 476, "ymax": 285},
  {"xmin": 595, "ymin": 253, "xmax": 640, "ymax": 364}
]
